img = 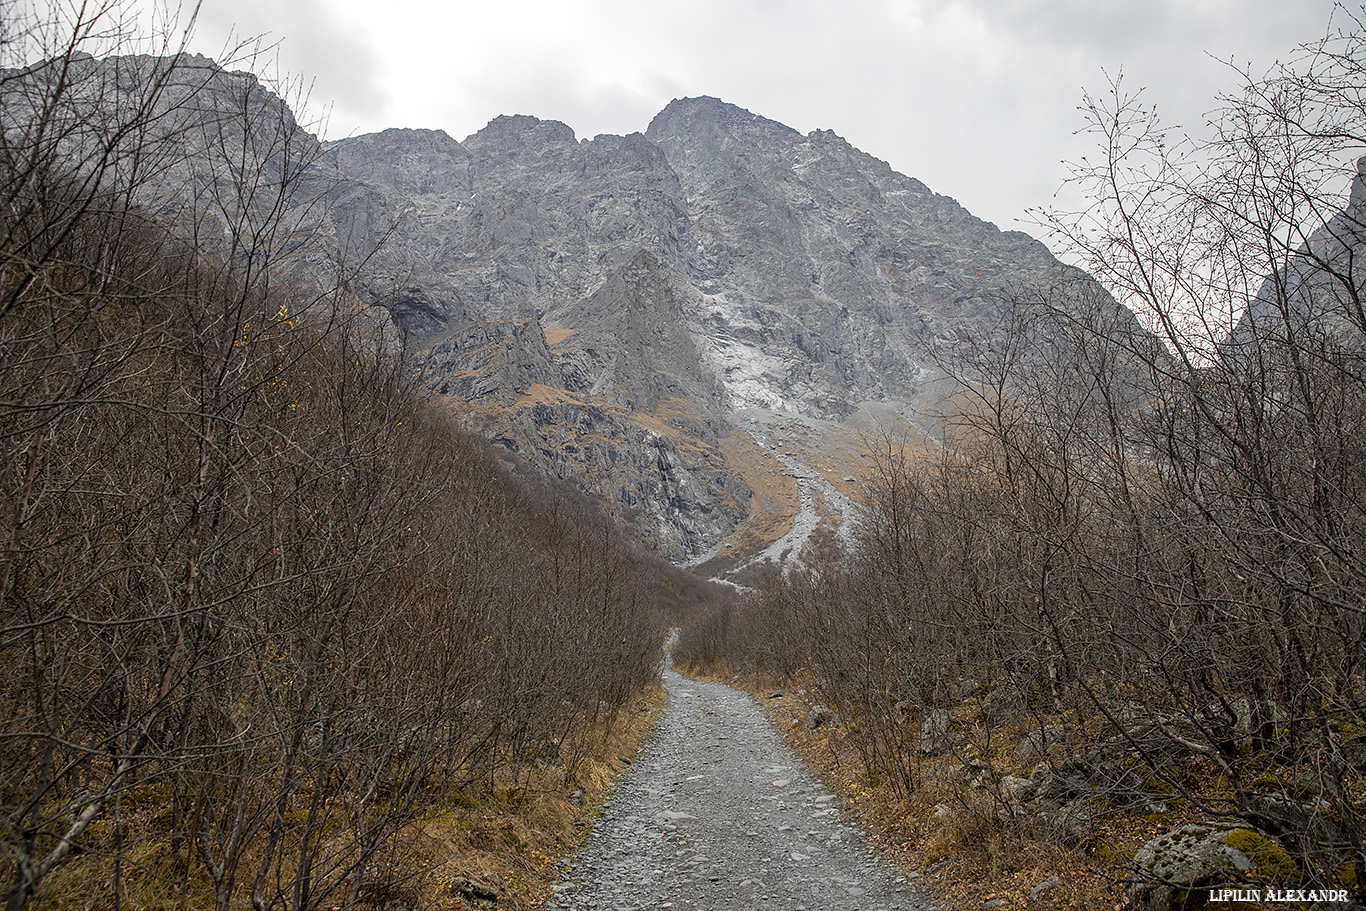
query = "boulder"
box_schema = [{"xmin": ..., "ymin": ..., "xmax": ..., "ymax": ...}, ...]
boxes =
[
  {"xmin": 1204, "ymin": 696, "xmax": 1290, "ymax": 744},
  {"xmin": 527, "ymin": 734, "xmax": 561, "ymax": 764},
  {"xmin": 947, "ymin": 677, "xmax": 983, "ymax": 702},
  {"xmin": 1339, "ymin": 733, "xmax": 1366, "ymax": 772},
  {"xmin": 1051, "ymin": 797, "xmax": 1098, "ymax": 844},
  {"xmin": 1015, "ymin": 724, "xmax": 1064, "ymax": 765},
  {"xmin": 1000, "ymin": 774, "xmax": 1035, "ymax": 802},
  {"xmin": 1027, "ymin": 758, "xmax": 1092, "ymax": 804},
  {"xmin": 1030, "ymin": 874, "xmax": 1061, "ymax": 903},
  {"xmin": 806, "ymin": 705, "xmax": 835, "ymax": 730},
  {"xmin": 1126, "ymin": 824, "xmax": 1299, "ymax": 911},
  {"xmin": 1104, "ymin": 718, "xmax": 1198, "ymax": 763},
  {"xmin": 449, "ymin": 876, "xmax": 500, "ymax": 904},
  {"xmin": 918, "ymin": 708, "xmax": 956, "ymax": 755},
  {"xmin": 1250, "ymin": 790, "xmax": 1343, "ymax": 857}
]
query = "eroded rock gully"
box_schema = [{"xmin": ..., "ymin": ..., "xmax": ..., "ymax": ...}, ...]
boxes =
[{"xmin": 544, "ymin": 667, "xmax": 934, "ymax": 910}]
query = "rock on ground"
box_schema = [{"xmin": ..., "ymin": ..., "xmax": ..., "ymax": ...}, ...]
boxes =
[{"xmin": 1126, "ymin": 823, "xmax": 1299, "ymax": 911}]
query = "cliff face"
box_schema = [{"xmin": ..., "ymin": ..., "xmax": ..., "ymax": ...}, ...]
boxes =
[
  {"xmin": 1231, "ymin": 155, "xmax": 1366, "ymax": 350},
  {"xmin": 9, "ymin": 51, "xmax": 1139, "ymax": 566},
  {"xmin": 324, "ymin": 118, "xmax": 690, "ymax": 333},
  {"xmin": 332, "ymin": 96, "xmax": 1078, "ymax": 410},
  {"xmin": 642, "ymin": 96, "xmax": 1071, "ymax": 415},
  {"xmin": 324, "ymin": 96, "xmax": 1124, "ymax": 564}
]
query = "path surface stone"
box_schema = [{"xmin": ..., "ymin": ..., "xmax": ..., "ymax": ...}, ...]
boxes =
[{"xmin": 543, "ymin": 666, "xmax": 935, "ymax": 910}]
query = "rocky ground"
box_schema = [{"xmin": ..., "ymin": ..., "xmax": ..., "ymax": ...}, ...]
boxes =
[{"xmin": 542, "ymin": 666, "xmax": 934, "ymax": 911}]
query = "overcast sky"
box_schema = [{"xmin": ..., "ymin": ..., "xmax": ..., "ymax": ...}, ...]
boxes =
[{"xmin": 130, "ymin": 0, "xmax": 1343, "ymax": 242}]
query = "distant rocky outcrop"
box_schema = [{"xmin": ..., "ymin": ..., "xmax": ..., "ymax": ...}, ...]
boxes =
[
  {"xmin": 317, "ymin": 95, "xmax": 1138, "ymax": 561},
  {"xmin": 1229, "ymin": 154, "xmax": 1366, "ymax": 351},
  {"xmin": 13, "ymin": 50, "xmax": 1144, "ymax": 563}
]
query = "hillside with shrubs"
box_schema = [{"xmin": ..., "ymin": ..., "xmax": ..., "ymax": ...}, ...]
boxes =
[
  {"xmin": 0, "ymin": 9, "xmax": 723, "ymax": 908},
  {"xmin": 677, "ymin": 16, "xmax": 1366, "ymax": 909}
]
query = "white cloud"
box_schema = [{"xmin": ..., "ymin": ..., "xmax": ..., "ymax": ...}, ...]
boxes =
[{"xmin": 126, "ymin": 0, "xmax": 1343, "ymax": 237}]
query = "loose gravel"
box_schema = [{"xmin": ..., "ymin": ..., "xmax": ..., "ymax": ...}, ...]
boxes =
[{"xmin": 544, "ymin": 666, "xmax": 936, "ymax": 910}]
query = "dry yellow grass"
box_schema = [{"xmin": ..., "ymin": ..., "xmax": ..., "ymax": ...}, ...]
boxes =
[
  {"xmin": 703, "ymin": 427, "xmax": 800, "ymax": 570},
  {"xmin": 542, "ymin": 325, "xmax": 575, "ymax": 346},
  {"xmin": 406, "ymin": 684, "xmax": 668, "ymax": 910}
]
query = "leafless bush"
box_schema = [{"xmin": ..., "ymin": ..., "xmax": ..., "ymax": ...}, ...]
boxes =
[
  {"xmin": 682, "ymin": 11, "xmax": 1366, "ymax": 895},
  {"xmin": 0, "ymin": 4, "xmax": 670, "ymax": 908}
]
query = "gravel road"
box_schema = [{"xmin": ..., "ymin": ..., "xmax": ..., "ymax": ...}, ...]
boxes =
[{"xmin": 543, "ymin": 665, "xmax": 935, "ymax": 910}]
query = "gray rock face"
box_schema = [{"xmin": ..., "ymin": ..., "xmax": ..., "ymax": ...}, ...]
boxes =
[
  {"xmin": 425, "ymin": 317, "xmax": 558, "ymax": 404},
  {"xmin": 643, "ymin": 97, "xmax": 1073, "ymax": 414},
  {"xmin": 330, "ymin": 127, "xmax": 470, "ymax": 197},
  {"xmin": 556, "ymin": 250, "xmax": 723, "ymax": 420},
  {"xmin": 319, "ymin": 95, "xmax": 1140, "ymax": 560},
  {"xmin": 484, "ymin": 399, "xmax": 752, "ymax": 560},
  {"xmin": 18, "ymin": 50, "xmax": 1143, "ymax": 562},
  {"xmin": 1231, "ymin": 153, "xmax": 1366, "ymax": 350},
  {"xmin": 327, "ymin": 115, "xmax": 689, "ymax": 327}
]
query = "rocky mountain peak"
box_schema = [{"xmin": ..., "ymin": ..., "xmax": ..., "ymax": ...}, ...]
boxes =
[
  {"xmin": 464, "ymin": 113, "xmax": 577, "ymax": 154},
  {"xmin": 645, "ymin": 96, "xmax": 799, "ymax": 145},
  {"xmin": 1233, "ymin": 153, "xmax": 1366, "ymax": 349},
  {"xmin": 328, "ymin": 127, "xmax": 469, "ymax": 196},
  {"xmin": 319, "ymin": 90, "xmax": 1130, "ymax": 564},
  {"xmin": 41, "ymin": 50, "xmax": 1141, "ymax": 566}
]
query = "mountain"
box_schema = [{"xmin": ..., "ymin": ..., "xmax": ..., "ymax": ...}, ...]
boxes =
[
  {"xmin": 1230, "ymin": 155, "xmax": 1366, "ymax": 351},
  {"xmin": 5, "ymin": 52, "xmax": 1139, "ymax": 571},
  {"xmin": 323, "ymin": 96, "xmax": 1135, "ymax": 569}
]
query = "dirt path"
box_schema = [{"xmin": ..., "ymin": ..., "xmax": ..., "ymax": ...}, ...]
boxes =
[{"xmin": 544, "ymin": 666, "xmax": 934, "ymax": 910}]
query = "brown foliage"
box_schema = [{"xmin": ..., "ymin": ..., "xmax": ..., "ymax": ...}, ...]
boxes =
[
  {"xmin": 679, "ymin": 12, "xmax": 1366, "ymax": 900},
  {"xmin": 0, "ymin": 4, "xmax": 668, "ymax": 908}
]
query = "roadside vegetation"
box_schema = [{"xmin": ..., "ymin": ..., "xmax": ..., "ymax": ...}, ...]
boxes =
[
  {"xmin": 679, "ymin": 11, "xmax": 1366, "ymax": 910},
  {"xmin": 0, "ymin": 4, "xmax": 728, "ymax": 909}
]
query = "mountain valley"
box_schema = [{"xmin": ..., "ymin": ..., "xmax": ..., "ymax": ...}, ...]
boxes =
[
  {"xmin": 6, "ymin": 50, "xmax": 1136, "ymax": 571},
  {"xmin": 321, "ymin": 92, "xmax": 1126, "ymax": 570}
]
